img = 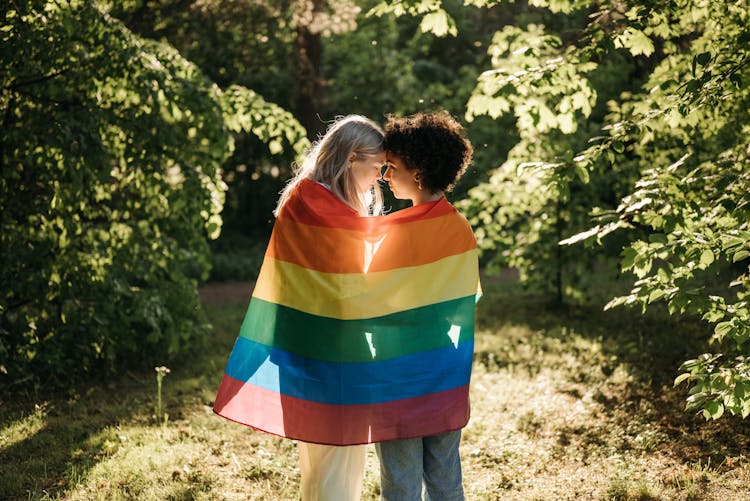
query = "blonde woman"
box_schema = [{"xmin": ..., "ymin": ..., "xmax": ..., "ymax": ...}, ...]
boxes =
[
  {"xmin": 215, "ymin": 115, "xmax": 386, "ymax": 501},
  {"xmin": 274, "ymin": 115, "xmax": 385, "ymax": 218}
]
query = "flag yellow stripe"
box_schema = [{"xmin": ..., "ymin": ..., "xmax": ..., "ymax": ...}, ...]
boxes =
[{"xmin": 253, "ymin": 249, "xmax": 479, "ymax": 320}]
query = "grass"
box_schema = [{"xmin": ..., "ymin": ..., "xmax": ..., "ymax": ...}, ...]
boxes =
[{"xmin": 2, "ymin": 281, "xmax": 750, "ymax": 500}]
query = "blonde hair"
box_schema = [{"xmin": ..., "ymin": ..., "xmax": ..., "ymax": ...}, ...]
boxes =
[{"xmin": 275, "ymin": 115, "xmax": 384, "ymax": 217}]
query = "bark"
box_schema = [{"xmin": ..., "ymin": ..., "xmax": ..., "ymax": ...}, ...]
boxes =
[{"xmin": 293, "ymin": 0, "xmax": 326, "ymax": 140}]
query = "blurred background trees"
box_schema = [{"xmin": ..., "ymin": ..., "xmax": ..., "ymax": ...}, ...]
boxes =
[{"xmin": 2, "ymin": 0, "xmax": 748, "ymax": 419}]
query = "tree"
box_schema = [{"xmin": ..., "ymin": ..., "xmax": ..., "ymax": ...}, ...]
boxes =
[
  {"xmin": 113, "ymin": 1, "xmax": 359, "ymax": 247},
  {"xmin": 113, "ymin": 0, "xmax": 512, "ymax": 245},
  {"xmin": 374, "ymin": 0, "xmax": 750, "ymax": 418},
  {"xmin": 0, "ymin": 0, "xmax": 306, "ymax": 389}
]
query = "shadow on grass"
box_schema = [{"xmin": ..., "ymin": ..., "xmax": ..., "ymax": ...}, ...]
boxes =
[
  {"xmin": 0, "ymin": 301, "xmax": 248, "ymax": 499},
  {"xmin": 474, "ymin": 281, "xmax": 750, "ymax": 465},
  {"xmin": 0, "ymin": 378, "xmax": 151, "ymax": 497},
  {"xmin": 476, "ymin": 281, "xmax": 704, "ymax": 384}
]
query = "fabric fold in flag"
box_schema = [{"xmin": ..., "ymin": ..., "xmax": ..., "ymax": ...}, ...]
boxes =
[{"xmin": 214, "ymin": 178, "xmax": 480, "ymax": 445}]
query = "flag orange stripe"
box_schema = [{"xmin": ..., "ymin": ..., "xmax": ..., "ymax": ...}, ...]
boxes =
[{"xmin": 267, "ymin": 214, "xmax": 477, "ymax": 273}]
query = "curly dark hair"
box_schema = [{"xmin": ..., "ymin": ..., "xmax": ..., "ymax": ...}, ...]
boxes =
[{"xmin": 382, "ymin": 111, "xmax": 473, "ymax": 193}]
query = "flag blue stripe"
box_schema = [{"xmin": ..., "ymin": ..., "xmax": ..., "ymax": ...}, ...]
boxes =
[{"xmin": 223, "ymin": 336, "xmax": 473, "ymax": 405}]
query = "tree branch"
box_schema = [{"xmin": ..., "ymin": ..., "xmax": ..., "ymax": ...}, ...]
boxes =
[{"xmin": 4, "ymin": 68, "xmax": 73, "ymax": 91}]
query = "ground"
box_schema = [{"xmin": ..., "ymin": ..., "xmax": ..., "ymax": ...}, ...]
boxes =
[{"xmin": 2, "ymin": 280, "xmax": 750, "ymax": 500}]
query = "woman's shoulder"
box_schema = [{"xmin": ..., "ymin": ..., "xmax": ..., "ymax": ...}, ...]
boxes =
[{"xmin": 277, "ymin": 178, "xmax": 360, "ymax": 227}]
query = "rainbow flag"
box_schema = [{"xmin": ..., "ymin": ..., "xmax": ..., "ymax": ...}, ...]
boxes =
[{"xmin": 213, "ymin": 178, "xmax": 480, "ymax": 445}]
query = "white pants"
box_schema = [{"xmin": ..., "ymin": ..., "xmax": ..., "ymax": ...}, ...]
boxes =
[{"xmin": 298, "ymin": 442, "xmax": 366, "ymax": 501}]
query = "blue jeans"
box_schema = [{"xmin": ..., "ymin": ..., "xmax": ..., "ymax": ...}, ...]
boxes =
[{"xmin": 375, "ymin": 430, "xmax": 464, "ymax": 501}]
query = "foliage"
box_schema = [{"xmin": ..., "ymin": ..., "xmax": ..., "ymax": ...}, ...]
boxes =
[
  {"xmin": 207, "ymin": 233, "xmax": 266, "ymax": 283},
  {"xmin": 382, "ymin": 0, "xmax": 750, "ymax": 418},
  {"xmin": 370, "ymin": 0, "xmax": 459, "ymax": 37},
  {"xmin": 4, "ymin": 0, "xmax": 746, "ymax": 424},
  {"xmin": 334, "ymin": 0, "xmax": 520, "ymax": 203},
  {"xmin": 561, "ymin": 1, "xmax": 750, "ymax": 420},
  {"xmin": 111, "ymin": 1, "xmax": 311, "ymax": 241},
  {"xmin": 115, "ymin": 0, "xmax": 510, "ymax": 237},
  {"xmin": 457, "ymin": 8, "xmax": 640, "ymax": 298},
  {"xmin": 0, "ymin": 0, "xmax": 307, "ymax": 390}
]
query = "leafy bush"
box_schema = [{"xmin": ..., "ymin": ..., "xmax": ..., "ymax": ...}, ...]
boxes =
[
  {"xmin": 0, "ymin": 1, "xmax": 229, "ymax": 390},
  {"xmin": 0, "ymin": 1, "xmax": 307, "ymax": 391},
  {"xmin": 208, "ymin": 234, "xmax": 267, "ymax": 283}
]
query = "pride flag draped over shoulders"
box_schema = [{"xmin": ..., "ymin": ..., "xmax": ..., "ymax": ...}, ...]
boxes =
[{"xmin": 213, "ymin": 178, "xmax": 480, "ymax": 445}]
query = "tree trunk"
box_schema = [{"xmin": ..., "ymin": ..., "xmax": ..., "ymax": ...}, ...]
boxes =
[
  {"xmin": 294, "ymin": 0, "xmax": 326, "ymax": 140},
  {"xmin": 555, "ymin": 194, "xmax": 564, "ymax": 306}
]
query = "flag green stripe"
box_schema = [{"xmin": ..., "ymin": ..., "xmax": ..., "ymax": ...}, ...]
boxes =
[{"xmin": 238, "ymin": 295, "xmax": 476, "ymax": 363}]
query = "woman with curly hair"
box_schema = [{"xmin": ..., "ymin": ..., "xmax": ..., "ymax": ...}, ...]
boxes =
[{"xmin": 379, "ymin": 110, "xmax": 475, "ymax": 501}]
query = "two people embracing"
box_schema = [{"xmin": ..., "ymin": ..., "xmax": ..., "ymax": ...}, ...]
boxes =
[{"xmin": 214, "ymin": 110, "xmax": 480, "ymax": 501}]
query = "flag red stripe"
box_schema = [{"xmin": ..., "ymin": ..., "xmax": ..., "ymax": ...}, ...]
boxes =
[{"xmin": 213, "ymin": 374, "xmax": 470, "ymax": 445}]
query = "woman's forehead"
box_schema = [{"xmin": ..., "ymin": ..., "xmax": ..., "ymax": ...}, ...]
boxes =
[
  {"xmin": 386, "ymin": 152, "xmax": 406, "ymax": 165},
  {"xmin": 360, "ymin": 151, "xmax": 386, "ymax": 161}
]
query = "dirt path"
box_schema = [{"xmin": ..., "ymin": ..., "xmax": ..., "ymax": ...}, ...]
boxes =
[{"xmin": 198, "ymin": 281, "xmax": 255, "ymax": 305}]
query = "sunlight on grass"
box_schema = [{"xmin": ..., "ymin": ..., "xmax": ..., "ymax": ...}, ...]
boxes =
[
  {"xmin": 0, "ymin": 403, "xmax": 47, "ymax": 452},
  {"xmin": 3, "ymin": 284, "xmax": 750, "ymax": 500},
  {"xmin": 61, "ymin": 407, "xmax": 299, "ymax": 501}
]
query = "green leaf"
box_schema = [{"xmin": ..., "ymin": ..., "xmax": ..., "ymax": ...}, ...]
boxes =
[
  {"xmin": 703, "ymin": 401, "xmax": 724, "ymax": 420},
  {"xmin": 574, "ymin": 164, "xmax": 590, "ymax": 183},
  {"xmin": 649, "ymin": 234, "xmax": 668, "ymax": 245},
  {"xmin": 733, "ymin": 250, "xmax": 750, "ymax": 262},
  {"xmin": 721, "ymin": 236, "xmax": 744, "ymax": 251},
  {"xmin": 699, "ymin": 249, "xmax": 714, "ymax": 267},
  {"xmin": 633, "ymin": 256, "xmax": 653, "ymax": 278},
  {"xmin": 743, "ymin": 401, "xmax": 750, "ymax": 419},
  {"xmin": 674, "ymin": 372, "xmax": 691, "ymax": 387},
  {"xmin": 702, "ymin": 310, "xmax": 724, "ymax": 323},
  {"xmin": 616, "ymin": 28, "xmax": 655, "ymax": 57},
  {"xmin": 735, "ymin": 382, "xmax": 746, "ymax": 399},
  {"xmin": 612, "ymin": 141, "xmax": 625, "ymax": 153},
  {"xmin": 686, "ymin": 392, "xmax": 708, "ymax": 411},
  {"xmin": 695, "ymin": 51, "xmax": 711, "ymax": 67},
  {"xmin": 648, "ymin": 289, "xmax": 665, "ymax": 303},
  {"xmin": 604, "ymin": 295, "xmax": 629, "ymax": 310},
  {"xmin": 419, "ymin": 10, "xmax": 457, "ymax": 37},
  {"xmin": 559, "ymin": 225, "xmax": 599, "ymax": 245},
  {"xmin": 621, "ymin": 247, "xmax": 638, "ymax": 270},
  {"xmin": 657, "ymin": 267, "xmax": 671, "ymax": 282},
  {"xmin": 714, "ymin": 321, "xmax": 732, "ymax": 339}
]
